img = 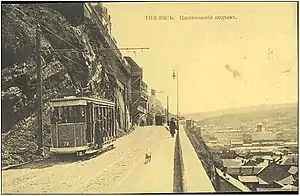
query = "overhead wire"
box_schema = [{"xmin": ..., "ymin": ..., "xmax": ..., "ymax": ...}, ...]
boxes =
[
  {"xmin": 41, "ymin": 47, "xmax": 149, "ymax": 53},
  {"xmin": 10, "ymin": 5, "xmax": 149, "ymax": 100},
  {"xmin": 60, "ymin": 50, "xmax": 147, "ymax": 97}
]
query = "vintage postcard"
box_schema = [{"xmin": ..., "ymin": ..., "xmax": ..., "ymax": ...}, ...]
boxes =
[{"xmin": 1, "ymin": 1, "xmax": 298, "ymax": 194}]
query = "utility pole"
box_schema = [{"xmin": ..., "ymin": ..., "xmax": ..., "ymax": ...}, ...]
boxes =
[
  {"xmin": 173, "ymin": 68, "xmax": 179, "ymax": 130},
  {"xmin": 167, "ymin": 96, "xmax": 169, "ymax": 124},
  {"xmin": 176, "ymin": 68, "xmax": 179, "ymax": 130},
  {"xmin": 36, "ymin": 24, "xmax": 43, "ymax": 156}
]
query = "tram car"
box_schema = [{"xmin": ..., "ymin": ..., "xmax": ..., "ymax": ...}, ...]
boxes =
[
  {"xmin": 155, "ymin": 114, "xmax": 165, "ymax": 126},
  {"xmin": 49, "ymin": 96, "xmax": 116, "ymax": 155}
]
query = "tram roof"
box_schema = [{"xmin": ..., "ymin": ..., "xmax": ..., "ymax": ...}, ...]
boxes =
[{"xmin": 50, "ymin": 96, "xmax": 115, "ymax": 107}]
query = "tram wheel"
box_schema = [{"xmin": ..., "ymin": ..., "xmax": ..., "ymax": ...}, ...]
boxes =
[{"xmin": 76, "ymin": 150, "xmax": 86, "ymax": 156}]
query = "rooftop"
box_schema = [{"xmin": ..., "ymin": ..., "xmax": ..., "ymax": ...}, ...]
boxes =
[
  {"xmin": 256, "ymin": 187, "xmax": 296, "ymax": 192},
  {"xmin": 214, "ymin": 130, "xmax": 242, "ymax": 133},
  {"xmin": 281, "ymin": 184, "xmax": 298, "ymax": 191},
  {"xmin": 288, "ymin": 166, "xmax": 298, "ymax": 175},
  {"xmin": 124, "ymin": 56, "xmax": 140, "ymax": 68},
  {"xmin": 238, "ymin": 176, "xmax": 259, "ymax": 183},
  {"xmin": 227, "ymin": 166, "xmax": 263, "ymax": 176},
  {"xmin": 238, "ymin": 176, "xmax": 268, "ymax": 185},
  {"xmin": 278, "ymin": 175, "xmax": 295, "ymax": 185},
  {"xmin": 278, "ymin": 155, "xmax": 298, "ymax": 166},
  {"xmin": 222, "ymin": 159, "xmax": 243, "ymax": 167},
  {"xmin": 216, "ymin": 168, "xmax": 250, "ymax": 192}
]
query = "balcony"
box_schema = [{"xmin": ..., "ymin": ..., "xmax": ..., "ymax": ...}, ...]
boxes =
[
  {"xmin": 137, "ymin": 105, "xmax": 147, "ymax": 114},
  {"xmin": 141, "ymin": 82, "xmax": 148, "ymax": 92},
  {"xmin": 142, "ymin": 81, "xmax": 148, "ymax": 89},
  {"xmin": 122, "ymin": 58, "xmax": 131, "ymax": 74},
  {"xmin": 130, "ymin": 67, "xmax": 143, "ymax": 77},
  {"xmin": 141, "ymin": 91, "xmax": 148, "ymax": 101}
]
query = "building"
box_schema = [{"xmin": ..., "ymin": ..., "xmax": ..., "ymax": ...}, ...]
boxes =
[
  {"xmin": 147, "ymin": 90, "xmax": 166, "ymax": 125},
  {"xmin": 195, "ymin": 126, "xmax": 202, "ymax": 137},
  {"xmin": 125, "ymin": 56, "xmax": 148, "ymax": 125},
  {"xmin": 216, "ymin": 154, "xmax": 298, "ymax": 192},
  {"xmin": 277, "ymin": 154, "xmax": 298, "ymax": 168},
  {"xmin": 252, "ymin": 131, "xmax": 277, "ymax": 142},
  {"xmin": 226, "ymin": 166, "xmax": 263, "ymax": 178},
  {"xmin": 48, "ymin": 3, "xmax": 133, "ymax": 131},
  {"xmin": 84, "ymin": 3, "xmax": 132, "ymax": 131},
  {"xmin": 255, "ymin": 123, "xmax": 264, "ymax": 132},
  {"xmin": 251, "ymin": 123, "xmax": 277, "ymax": 142},
  {"xmin": 238, "ymin": 176, "xmax": 268, "ymax": 191},
  {"xmin": 242, "ymin": 133, "xmax": 252, "ymax": 144},
  {"xmin": 213, "ymin": 130, "xmax": 242, "ymax": 145},
  {"xmin": 231, "ymin": 141, "xmax": 244, "ymax": 147},
  {"xmin": 258, "ymin": 162, "xmax": 292, "ymax": 185},
  {"xmin": 215, "ymin": 168, "xmax": 251, "ymax": 192}
]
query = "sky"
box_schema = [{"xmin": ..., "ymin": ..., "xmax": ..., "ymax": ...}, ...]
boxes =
[{"xmin": 103, "ymin": 2, "xmax": 298, "ymax": 114}]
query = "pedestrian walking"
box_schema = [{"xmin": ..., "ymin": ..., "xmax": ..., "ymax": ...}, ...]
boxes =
[
  {"xmin": 169, "ymin": 118, "xmax": 177, "ymax": 137},
  {"xmin": 95, "ymin": 118, "xmax": 102, "ymax": 149}
]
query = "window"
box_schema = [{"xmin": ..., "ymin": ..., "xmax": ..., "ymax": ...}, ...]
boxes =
[{"xmin": 51, "ymin": 106, "xmax": 85, "ymax": 124}]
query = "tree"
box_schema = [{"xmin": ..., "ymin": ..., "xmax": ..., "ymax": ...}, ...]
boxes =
[{"xmin": 151, "ymin": 89, "xmax": 156, "ymax": 96}]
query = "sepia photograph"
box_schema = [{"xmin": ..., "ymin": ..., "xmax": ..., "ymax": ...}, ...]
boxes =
[{"xmin": 1, "ymin": 1, "xmax": 298, "ymax": 194}]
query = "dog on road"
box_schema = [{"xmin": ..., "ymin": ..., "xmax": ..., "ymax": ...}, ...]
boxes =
[{"xmin": 144, "ymin": 149, "xmax": 152, "ymax": 164}]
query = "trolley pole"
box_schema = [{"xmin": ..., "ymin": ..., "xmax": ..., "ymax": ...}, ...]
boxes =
[{"xmin": 36, "ymin": 24, "xmax": 43, "ymax": 156}]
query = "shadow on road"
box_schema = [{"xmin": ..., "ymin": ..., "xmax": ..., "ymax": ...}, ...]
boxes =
[{"xmin": 9, "ymin": 146, "xmax": 116, "ymax": 170}]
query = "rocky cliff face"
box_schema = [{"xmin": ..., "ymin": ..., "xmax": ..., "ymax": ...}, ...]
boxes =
[{"xmin": 1, "ymin": 4, "xmax": 128, "ymax": 167}]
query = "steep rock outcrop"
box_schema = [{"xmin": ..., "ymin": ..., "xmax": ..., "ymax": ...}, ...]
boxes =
[{"xmin": 1, "ymin": 4, "xmax": 128, "ymax": 167}]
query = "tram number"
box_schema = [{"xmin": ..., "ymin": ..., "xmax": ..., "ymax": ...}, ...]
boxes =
[{"xmin": 63, "ymin": 141, "xmax": 69, "ymax": 147}]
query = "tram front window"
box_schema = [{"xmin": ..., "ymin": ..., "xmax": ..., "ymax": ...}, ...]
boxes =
[{"xmin": 51, "ymin": 106, "xmax": 85, "ymax": 124}]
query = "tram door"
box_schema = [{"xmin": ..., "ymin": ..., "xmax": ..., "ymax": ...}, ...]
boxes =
[{"xmin": 100, "ymin": 106, "xmax": 104, "ymax": 142}]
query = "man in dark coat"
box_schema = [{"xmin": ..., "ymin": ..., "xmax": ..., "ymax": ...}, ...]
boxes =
[
  {"xmin": 169, "ymin": 118, "xmax": 177, "ymax": 137},
  {"xmin": 95, "ymin": 119, "xmax": 102, "ymax": 149}
]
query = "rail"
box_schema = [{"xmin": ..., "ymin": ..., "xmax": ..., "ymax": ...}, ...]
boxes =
[
  {"xmin": 141, "ymin": 91, "xmax": 148, "ymax": 101},
  {"xmin": 137, "ymin": 105, "xmax": 147, "ymax": 114},
  {"xmin": 130, "ymin": 67, "xmax": 143, "ymax": 77},
  {"xmin": 178, "ymin": 125, "xmax": 215, "ymax": 192}
]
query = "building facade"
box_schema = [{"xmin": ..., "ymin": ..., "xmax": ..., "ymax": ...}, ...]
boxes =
[
  {"xmin": 252, "ymin": 132, "xmax": 277, "ymax": 142},
  {"xmin": 124, "ymin": 56, "xmax": 148, "ymax": 125},
  {"xmin": 213, "ymin": 130, "xmax": 242, "ymax": 145},
  {"xmin": 72, "ymin": 3, "xmax": 133, "ymax": 131}
]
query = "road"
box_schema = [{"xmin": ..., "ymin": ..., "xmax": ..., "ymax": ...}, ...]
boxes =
[{"xmin": 2, "ymin": 126, "xmax": 175, "ymax": 194}]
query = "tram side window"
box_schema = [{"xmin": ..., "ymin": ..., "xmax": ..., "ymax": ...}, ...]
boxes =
[
  {"xmin": 51, "ymin": 107, "xmax": 68, "ymax": 124},
  {"xmin": 69, "ymin": 106, "xmax": 85, "ymax": 123},
  {"xmin": 51, "ymin": 108, "xmax": 60, "ymax": 124},
  {"xmin": 51, "ymin": 106, "xmax": 85, "ymax": 124}
]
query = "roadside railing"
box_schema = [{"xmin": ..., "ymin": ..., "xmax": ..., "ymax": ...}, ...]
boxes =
[{"xmin": 176, "ymin": 124, "xmax": 215, "ymax": 192}]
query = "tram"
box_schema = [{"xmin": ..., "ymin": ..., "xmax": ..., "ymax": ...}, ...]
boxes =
[
  {"xmin": 155, "ymin": 114, "xmax": 165, "ymax": 126},
  {"xmin": 49, "ymin": 96, "xmax": 116, "ymax": 155}
]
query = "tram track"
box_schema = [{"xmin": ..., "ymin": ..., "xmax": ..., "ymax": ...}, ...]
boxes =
[
  {"xmin": 3, "ymin": 127, "xmax": 165, "ymax": 194},
  {"xmin": 3, "ymin": 137, "xmax": 127, "ymax": 193},
  {"xmin": 75, "ymin": 129, "xmax": 161, "ymax": 193},
  {"xmin": 81, "ymin": 140, "xmax": 162, "ymax": 193},
  {"xmin": 2, "ymin": 145, "xmax": 111, "ymax": 186},
  {"xmin": 3, "ymin": 156, "xmax": 80, "ymax": 193},
  {"xmin": 4, "ymin": 130, "xmax": 133, "ymax": 191}
]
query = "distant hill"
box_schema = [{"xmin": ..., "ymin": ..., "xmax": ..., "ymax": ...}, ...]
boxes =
[{"xmin": 184, "ymin": 103, "xmax": 297, "ymax": 120}]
